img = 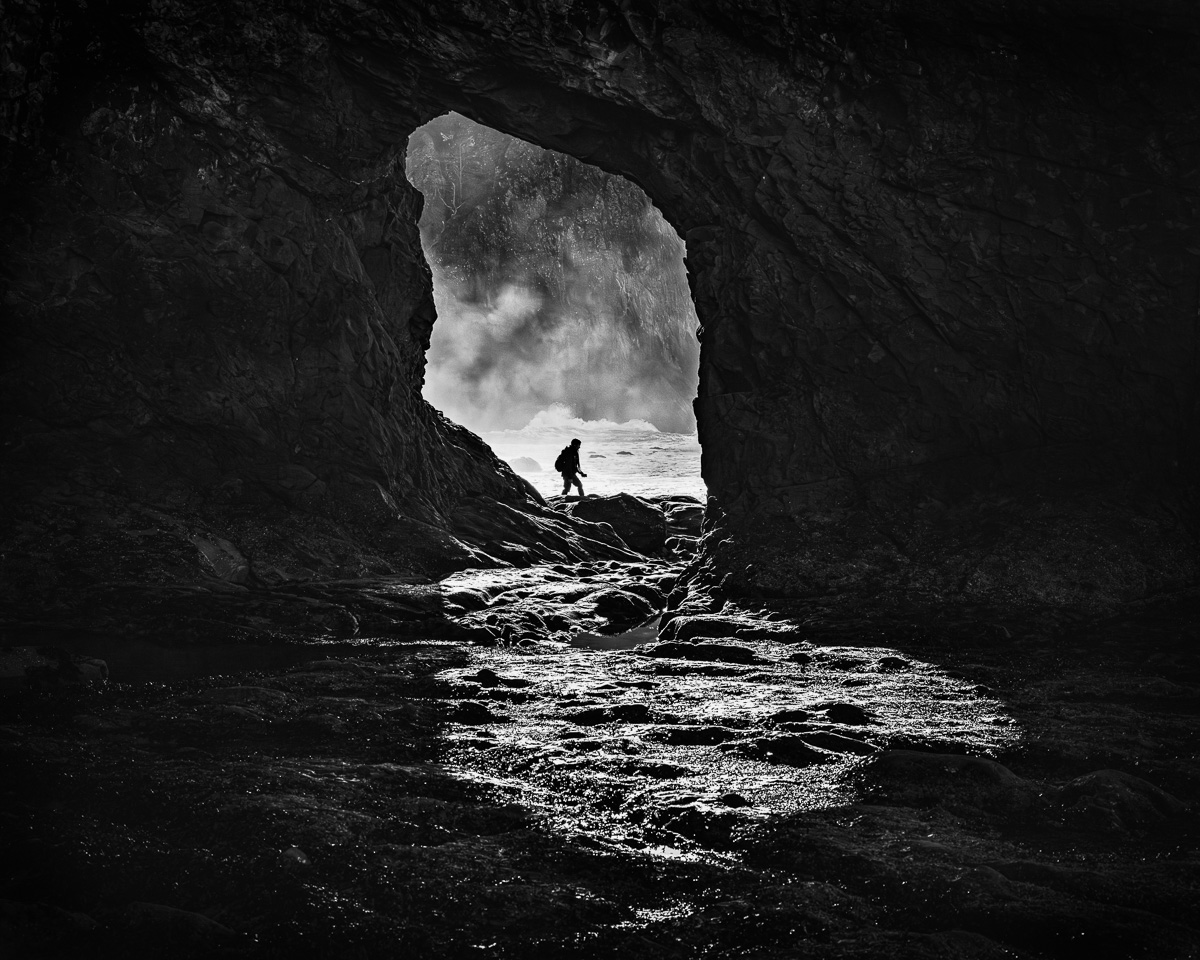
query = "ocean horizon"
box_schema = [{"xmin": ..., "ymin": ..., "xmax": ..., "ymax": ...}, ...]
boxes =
[{"xmin": 480, "ymin": 403, "xmax": 705, "ymax": 501}]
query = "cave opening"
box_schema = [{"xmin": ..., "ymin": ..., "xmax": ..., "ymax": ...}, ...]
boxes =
[{"xmin": 404, "ymin": 113, "xmax": 704, "ymax": 500}]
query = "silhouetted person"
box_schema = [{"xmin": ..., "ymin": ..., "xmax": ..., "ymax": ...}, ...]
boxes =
[{"xmin": 555, "ymin": 438, "xmax": 586, "ymax": 496}]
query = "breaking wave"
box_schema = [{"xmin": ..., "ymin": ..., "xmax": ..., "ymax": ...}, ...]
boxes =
[
  {"xmin": 481, "ymin": 404, "xmax": 703, "ymax": 499},
  {"xmin": 495, "ymin": 404, "xmax": 662, "ymax": 439}
]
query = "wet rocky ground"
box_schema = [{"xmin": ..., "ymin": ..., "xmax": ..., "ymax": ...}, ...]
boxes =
[{"xmin": 3, "ymin": 557, "xmax": 1198, "ymax": 959}]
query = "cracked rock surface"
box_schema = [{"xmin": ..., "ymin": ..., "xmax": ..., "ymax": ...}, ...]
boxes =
[{"xmin": 4, "ymin": 564, "xmax": 1197, "ymax": 958}]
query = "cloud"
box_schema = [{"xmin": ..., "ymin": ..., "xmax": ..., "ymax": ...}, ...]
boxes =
[{"xmin": 409, "ymin": 114, "xmax": 700, "ymax": 434}]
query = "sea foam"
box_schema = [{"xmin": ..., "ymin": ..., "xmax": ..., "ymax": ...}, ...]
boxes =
[
  {"xmin": 494, "ymin": 403, "xmax": 661, "ymax": 438},
  {"xmin": 483, "ymin": 404, "xmax": 703, "ymax": 500}
]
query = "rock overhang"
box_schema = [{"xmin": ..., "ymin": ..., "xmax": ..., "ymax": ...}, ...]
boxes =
[{"xmin": 2, "ymin": 0, "xmax": 1197, "ymax": 622}]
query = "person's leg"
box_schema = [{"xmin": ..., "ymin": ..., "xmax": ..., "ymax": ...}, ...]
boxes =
[
  {"xmin": 561, "ymin": 473, "xmax": 571, "ymax": 495},
  {"xmin": 572, "ymin": 476, "xmax": 584, "ymax": 496}
]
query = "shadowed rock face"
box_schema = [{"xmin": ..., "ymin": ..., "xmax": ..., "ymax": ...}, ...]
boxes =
[{"xmin": 2, "ymin": 1, "xmax": 1198, "ymax": 620}]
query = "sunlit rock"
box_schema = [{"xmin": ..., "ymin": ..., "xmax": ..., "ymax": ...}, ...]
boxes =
[
  {"xmin": 798, "ymin": 731, "xmax": 879, "ymax": 756},
  {"xmin": 660, "ymin": 614, "xmax": 809, "ymax": 645},
  {"xmin": 637, "ymin": 640, "xmax": 762, "ymax": 664},
  {"xmin": 720, "ymin": 735, "xmax": 835, "ymax": 767},
  {"xmin": 818, "ymin": 702, "xmax": 875, "ymax": 726},
  {"xmin": 642, "ymin": 725, "xmax": 744, "ymax": 746},
  {"xmin": 554, "ymin": 493, "xmax": 667, "ymax": 557},
  {"xmin": 566, "ymin": 703, "xmax": 655, "ymax": 726},
  {"xmin": 662, "ymin": 501, "xmax": 703, "ymax": 538},
  {"xmin": 648, "ymin": 797, "xmax": 744, "ymax": 847},
  {"xmin": 586, "ymin": 587, "xmax": 656, "ymax": 629}
]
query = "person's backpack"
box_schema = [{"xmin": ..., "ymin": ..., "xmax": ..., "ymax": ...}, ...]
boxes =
[{"xmin": 554, "ymin": 446, "xmax": 571, "ymax": 472}]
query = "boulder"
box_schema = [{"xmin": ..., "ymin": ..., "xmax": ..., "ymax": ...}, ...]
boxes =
[
  {"xmin": 664, "ymin": 535, "xmax": 700, "ymax": 557},
  {"xmin": 586, "ymin": 588, "xmax": 656, "ymax": 629},
  {"xmin": 862, "ymin": 751, "xmax": 1042, "ymax": 815},
  {"xmin": 472, "ymin": 668, "xmax": 531, "ymax": 688},
  {"xmin": 191, "ymin": 536, "xmax": 250, "ymax": 584},
  {"xmin": 819, "ymin": 702, "xmax": 875, "ymax": 726},
  {"xmin": 0, "ymin": 646, "xmax": 109, "ymax": 691},
  {"xmin": 1057, "ymin": 769, "xmax": 1186, "ymax": 832},
  {"xmin": 664, "ymin": 502, "xmax": 704, "ymax": 537},
  {"xmin": 660, "ymin": 614, "xmax": 808, "ymax": 645},
  {"xmin": 558, "ymin": 494, "xmax": 666, "ymax": 556}
]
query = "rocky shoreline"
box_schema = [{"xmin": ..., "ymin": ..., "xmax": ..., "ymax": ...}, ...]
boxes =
[
  {"xmin": 4, "ymin": 1, "xmax": 1199, "ymax": 952},
  {"xmin": 4, "ymin": 535, "xmax": 1197, "ymax": 958}
]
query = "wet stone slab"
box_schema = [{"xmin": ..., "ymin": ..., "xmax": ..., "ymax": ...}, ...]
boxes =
[
  {"xmin": 3, "ymin": 564, "xmax": 1198, "ymax": 959},
  {"xmin": 434, "ymin": 606, "xmax": 1022, "ymax": 854}
]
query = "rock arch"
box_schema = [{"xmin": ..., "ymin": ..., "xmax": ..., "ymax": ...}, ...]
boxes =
[{"xmin": 2, "ymin": 1, "xmax": 1197, "ymax": 622}]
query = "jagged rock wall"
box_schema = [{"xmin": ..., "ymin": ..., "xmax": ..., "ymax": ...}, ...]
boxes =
[
  {"xmin": 0, "ymin": 0, "xmax": 566, "ymax": 627},
  {"xmin": 327, "ymin": 1, "xmax": 1199, "ymax": 607},
  {"xmin": 3, "ymin": 0, "xmax": 1198, "ymax": 618}
]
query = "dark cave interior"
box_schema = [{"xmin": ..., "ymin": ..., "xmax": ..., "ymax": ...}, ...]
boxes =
[
  {"xmin": 3, "ymin": 1, "xmax": 1198, "ymax": 615},
  {"xmin": 2, "ymin": 0, "xmax": 1196, "ymax": 621},
  {"xmin": 2, "ymin": 2, "xmax": 1199, "ymax": 958}
]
